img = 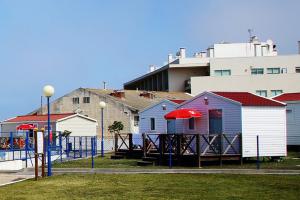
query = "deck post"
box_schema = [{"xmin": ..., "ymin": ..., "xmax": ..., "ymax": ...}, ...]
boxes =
[
  {"xmin": 158, "ymin": 134, "xmax": 163, "ymax": 165},
  {"xmin": 239, "ymin": 133, "xmax": 243, "ymax": 165},
  {"xmin": 129, "ymin": 133, "xmax": 133, "ymax": 153},
  {"xmin": 196, "ymin": 134, "xmax": 201, "ymax": 168},
  {"xmin": 219, "ymin": 133, "xmax": 223, "ymax": 166},
  {"xmin": 114, "ymin": 133, "xmax": 118, "ymax": 153},
  {"xmin": 143, "ymin": 133, "xmax": 147, "ymax": 157},
  {"xmin": 176, "ymin": 134, "xmax": 181, "ymax": 166}
]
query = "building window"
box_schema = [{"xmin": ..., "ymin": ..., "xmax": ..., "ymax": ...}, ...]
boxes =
[
  {"xmin": 251, "ymin": 68, "xmax": 264, "ymax": 75},
  {"xmin": 267, "ymin": 68, "xmax": 280, "ymax": 74},
  {"xmin": 72, "ymin": 97, "xmax": 79, "ymax": 104},
  {"xmin": 134, "ymin": 116, "xmax": 139, "ymax": 126},
  {"xmin": 83, "ymin": 97, "xmax": 90, "ymax": 103},
  {"xmin": 256, "ymin": 90, "xmax": 267, "ymax": 97},
  {"xmin": 150, "ymin": 118, "xmax": 155, "ymax": 130},
  {"xmin": 271, "ymin": 90, "xmax": 283, "ymax": 97},
  {"xmin": 189, "ymin": 118, "xmax": 195, "ymax": 130},
  {"xmin": 214, "ymin": 70, "xmax": 231, "ymax": 76},
  {"xmin": 281, "ymin": 68, "xmax": 287, "ymax": 73},
  {"xmin": 296, "ymin": 67, "xmax": 300, "ymax": 73}
]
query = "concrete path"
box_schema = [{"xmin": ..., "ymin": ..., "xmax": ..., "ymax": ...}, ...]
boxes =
[
  {"xmin": 46, "ymin": 168, "xmax": 300, "ymax": 175},
  {"xmin": 0, "ymin": 173, "xmax": 33, "ymax": 187}
]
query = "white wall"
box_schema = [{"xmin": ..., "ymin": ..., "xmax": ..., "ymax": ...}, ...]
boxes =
[
  {"xmin": 286, "ymin": 102, "xmax": 300, "ymax": 145},
  {"xmin": 178, "ymin": 92, "xmax": 242, "ymax": 135},
  {"xmin": 139, "ymin": 100, "xmax": 177, "ymax": 134},
  {"xmin": 56, "ymin": 116, "xmax": 97, "ymax": 136},
  {"xmin": 241, "ymin": 106, "xmax": 287, "ymax": 157}
]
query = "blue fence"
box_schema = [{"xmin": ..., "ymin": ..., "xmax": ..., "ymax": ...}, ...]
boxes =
[{"xmin": 0, "ymin": 131, "xmax": 99, "ymax": 167}]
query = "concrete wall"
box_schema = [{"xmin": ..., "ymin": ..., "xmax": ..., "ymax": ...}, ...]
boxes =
[
  {"xmin": 241, "ymin": 106, "xmax": 287, "ymax": 157},
  {"xmin": 210, "ymin": 55, "xmax": 300, "ymax": 76},
  {"xmin": 38, "ymin": 88, "xmax": 136, "ymax": 137},
  {"xmin": 191, "ymin": 73, "xmax": 300, "ymax": 97},
  {"xmin": 168, "ymin": 67, "xmax": 208, "ymax": 92}
]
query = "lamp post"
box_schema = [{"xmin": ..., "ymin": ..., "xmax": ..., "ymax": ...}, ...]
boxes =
[
  {"xmin": 99, "ymin": 101, "xmax": 106, "ymax": 157},
  {"xmin": 43, "ymin": 85, "xmax": 54, "ymax": 177}
]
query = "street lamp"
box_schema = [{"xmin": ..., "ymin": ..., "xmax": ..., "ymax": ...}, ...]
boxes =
[
  {"xmin": 43, "ymin": 85, "xmax": 54, "ymax": 176},
  {"xmin": 99, "ymin": 101, "xmax": 106, "ymax": 157}
]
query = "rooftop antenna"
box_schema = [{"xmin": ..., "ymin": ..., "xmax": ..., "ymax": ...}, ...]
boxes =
[{"xmin": 248, "ymin": 28, "xmax": 254, "ymax": 42}]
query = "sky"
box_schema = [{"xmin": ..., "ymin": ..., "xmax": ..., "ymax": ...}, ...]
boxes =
[{"xmin": 0, "ymin": 0, "xmax": 299, "ymax": 121}]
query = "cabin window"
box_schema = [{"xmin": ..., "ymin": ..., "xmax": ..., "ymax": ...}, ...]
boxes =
[
  {"xmin": 296, "ymin": 67, "xmax": 300, "ymax": 73},
  {"xmin": 83, "ymin": 97, "xmax": 90, "ymax": 103},
  {"xmin": 281, "ymin": 68, "xmax": 287, "ymax": 73},
  {"xmin": 72, "ymin": 97, "xmax": 80, "ymax": 104},
  {"xmin": 214, "ymin": 70, "xmax": 231, "ymax": 76},
  {"xmin": 287, "ymin": 109, "xmax": 295, "ymax": 123},
  {"xmin": 134, "ymin": 116, "xmax": 139, "ymax": 126},
  {"xmin": 271, "ymin": 90, "xmax": 283, "ymax": 97},
  {"xmin": 251, "ymin": 68, "xmax": 264, "ymax": 75},
  {"xmin": 256, "ymin": 90, "xmax": 267, "ymax": 97},
  {"xmin": 188, "ymin": 118, "xmax": 195, "ymax": 130},
  {"xmin": 267, "ymin": 68, "xmax": 280, "ymax": 74},
  {"xmin": 150, "ymin": 118, "xmax": 155, "ymax": 130}
]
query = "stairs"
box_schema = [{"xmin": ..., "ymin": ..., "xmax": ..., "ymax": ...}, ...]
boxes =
[{"xmin": 137, "ymin": 157, "xmax": 158, "ymax": 166}]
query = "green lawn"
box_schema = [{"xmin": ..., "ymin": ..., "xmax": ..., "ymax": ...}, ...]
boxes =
[
  {"xmin": 52, "ymin": 151, "xmax": 300, "ymax": 169},
  {"xmin": 0, "ymin": 174, "xmax": 299, "ymax": 200}
]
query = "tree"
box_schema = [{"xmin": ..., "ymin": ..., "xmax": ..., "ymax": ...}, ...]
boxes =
[{"xmin": 108, "ymin": 121, "xmax": 124, "ymax": 135}]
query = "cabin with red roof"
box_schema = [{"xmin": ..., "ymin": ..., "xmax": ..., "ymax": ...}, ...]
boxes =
[
  {"xmin": 273, "ymin": 93, "xmax": 300, "ymax": 148},
  {"xmin": 171, "ymin": 91, "xmax": 287, "ymax": 158},
  {"xmin": 0, "ymin": 113, "xmax": 98, "ymax": 137}
]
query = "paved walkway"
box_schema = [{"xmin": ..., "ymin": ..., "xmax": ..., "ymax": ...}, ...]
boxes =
[
  {"xmin": 18, "ymin": 168, "xmax": 300, "ymax": 175},
  {"xmin": 0, "ymin": 173, "xmax": 33, "ymax": 187}
]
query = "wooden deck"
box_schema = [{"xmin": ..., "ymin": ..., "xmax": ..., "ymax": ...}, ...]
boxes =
[{"xmin": 113, "ymin": 133, "xmax": 242, "ymax": 167}]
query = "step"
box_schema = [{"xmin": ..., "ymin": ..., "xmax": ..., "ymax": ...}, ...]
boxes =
[
  {"xmin": 115, "ymin": 151, "xmax": 127, "ymax": 156},
  {"xmin": 137, "ymin": 161, "xmax": 154, "ymax": 166},
  {"xmin": 142, "ymin": 157, "xmax": 158, "ymax": 162},
  {"xmin": 110, "ymin": 155, "xmax": 124, "ymax": 160}
]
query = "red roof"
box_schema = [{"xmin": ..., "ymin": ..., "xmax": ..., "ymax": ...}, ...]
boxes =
[
  {"xmin": 212, "ymin": 92, "xmax": 285, "ymax": 107},
  {"xmin": 169, "ymin": 99, "xmax": 186, "ymax": 104},
  {"xmin": 273, "ymin": 93, "xmax": 300, "ymax": 102},
  {"xmin": 4, "ymin": 113, "xmax": 75, "ymax": 123}
]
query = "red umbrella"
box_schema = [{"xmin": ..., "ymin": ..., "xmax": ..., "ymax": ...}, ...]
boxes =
[
  {"xmin": 164, "ymin": 108, "xmax": 202, "ymax": 120},
  {"xmin": 16, "ymin": 124, "xmax": 36, "ymax": 130}
]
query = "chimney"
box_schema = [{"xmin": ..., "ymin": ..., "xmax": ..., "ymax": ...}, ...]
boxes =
[
  {"xmin": 168, "ymin": 54, "xmax": 173, "ymax": 63},
  {"xmin": 298, "ymin": 41, "xmax": 300, "ymax": 54},
  {"xmin": 139, "ymin": 91, "xmax": 154, "ymax": 99},
  {"xmin": 110, "ymin": 90, "xmax": 125, "ymax": 99},
  {"xmin": 179, "ymin": 48, "xmax": 186, "ymax": 58}
]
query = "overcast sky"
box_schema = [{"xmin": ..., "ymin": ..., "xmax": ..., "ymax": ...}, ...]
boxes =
[{"xmin": 0, "ymin": 0, "xmax": 299, "ymax": 121}]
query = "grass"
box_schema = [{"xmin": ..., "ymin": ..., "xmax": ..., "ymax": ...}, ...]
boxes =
[
  {"xmin": 52, "ymin": 151, "xmax": 300, "ymax": 169},
  {"xmin": 0, "ymin": 174, "xmax": 299, "ymax": 199}
]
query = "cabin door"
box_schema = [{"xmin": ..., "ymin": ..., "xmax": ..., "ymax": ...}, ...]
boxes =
[
  {"xmin": 167, "ymin": 120, "xmax": 176, "ymax": 134},
  {"xmin": 209, "ymin": 109, "xmax": 223, "ymax": 134}
]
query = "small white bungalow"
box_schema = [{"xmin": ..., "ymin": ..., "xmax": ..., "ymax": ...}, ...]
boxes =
[
  {"xmin": 0, "ymin": 113, "xmax": 98, "ymax": 137},
  {"xmin": 273, "ymin": 93, "xmax": 300, "ymax": 148},
  {"xmin": 139, "ymin": 99, "xmax": 186, "ymax": 134},
  {"xmin": 175, "ymin": 91, "xmax": 287, "ymax": 158}
]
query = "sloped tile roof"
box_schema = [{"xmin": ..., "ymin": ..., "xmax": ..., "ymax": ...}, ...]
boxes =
[
  {"xmin": 4, "ymin": 113, "xmax": 74, "ymax": 123},
  {"xmin": 273, "ymin": 93, "xmax": 300, "ymax": 102}
]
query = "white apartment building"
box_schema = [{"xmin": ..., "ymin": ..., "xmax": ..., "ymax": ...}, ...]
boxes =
[{"xmin": 124, "ymin": 37, "xmax": 300, "ymax": 97}]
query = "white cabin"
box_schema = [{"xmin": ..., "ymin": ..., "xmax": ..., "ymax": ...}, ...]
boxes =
[
  {"xmin": 175, "ymin": 91, "xmax": 287, "ymax": 158},
  {"xmin": 273, "ymin": 93, "xmax": 300, "ymax": 147}
]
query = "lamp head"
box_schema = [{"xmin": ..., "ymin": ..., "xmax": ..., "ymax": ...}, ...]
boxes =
[
  {"xmin": 99, "ymin": 101, "xmax": 106, "ymax": 108},
  {"xmin": 43, "ymin": 85, "xmax": 55, "ymax": 97}
]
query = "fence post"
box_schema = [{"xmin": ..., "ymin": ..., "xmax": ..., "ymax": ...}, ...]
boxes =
[
  {"xmin": 143, "ymin": 133, "xmax": 146, "ymax": 157},
  {"xmin": 91, "ymin": 137, "xmax": 94, "ymax": 168},
  {"xmin": 239, "ymin": 133, "xmax": 243, "ymax": 165},
  {"xmin": 196, "ymin": 134, "xmax": 201, "ymax": 168},
  {"xmin": 169, "ymin": 134, "xmax": 172, "ymax": 169},
  {"xmin": 25, "ymin": 131, "xmax": 29, "ymax": 168},
  {"xmin": 85, "ymin": 136, "xmax": 88, "ymax": 157},
  {"xmin": 79, "ymin": 137, "xmax": 82, "ymax": 158},
  {"xmin": 59, "ymin": 133, "xmax": 62, "ymax": 163},
  {"xmin": 219, "ymin": 133, "xmax": 223, "ymax": 166},
  {"xmin": 95, "ymin": 136, "xmax": 98, "ymax": 155},
  {"xmin": 73, "ymin": 137, "xmax": 76, "ymax": 159},
  {"xmin": 256, "ymin": 135, "xmax": 260, "ymax": 170}
]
